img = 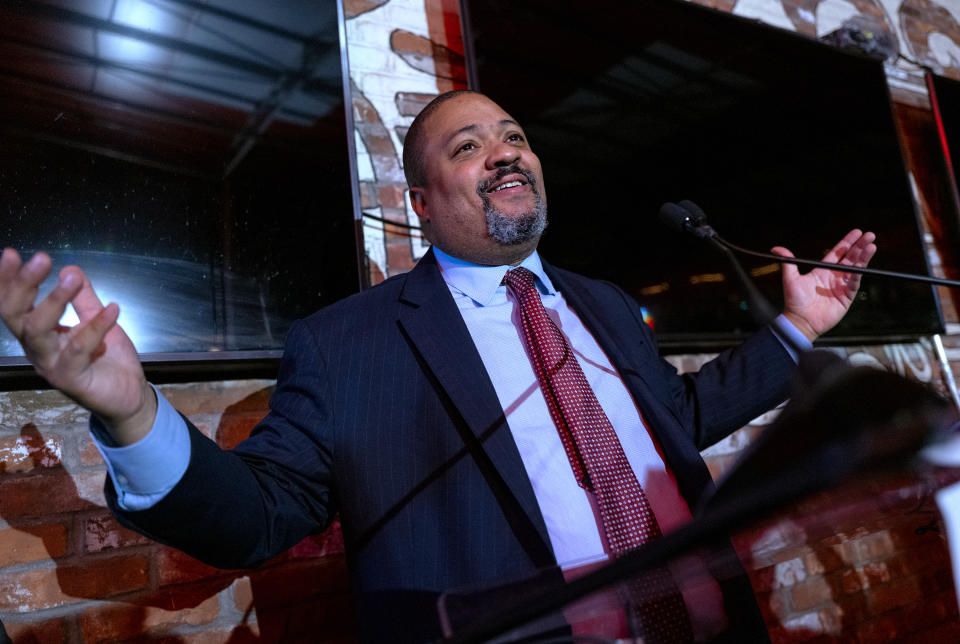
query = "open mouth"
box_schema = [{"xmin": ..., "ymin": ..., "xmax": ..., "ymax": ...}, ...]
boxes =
[
  {"xmin": 489, "ymin": 178, "xmax": 526, "ymax": 193},
  {"xmin": 481, "ymin": 167, "xmax": 535, "ymax": 195}
]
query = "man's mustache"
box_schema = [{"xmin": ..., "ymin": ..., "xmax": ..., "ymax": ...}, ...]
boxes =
[{"xmin": 476, "ymin": 165, "xmax": 539, "ymax": 195}]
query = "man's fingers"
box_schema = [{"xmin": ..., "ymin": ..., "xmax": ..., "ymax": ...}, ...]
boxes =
[
  {"xmin": 821, "ymin": 229, "xmax": 865, "ymax": 265},
  {"xmin": 20, "ymin": 269, "xmax": 84, "ymax": 343},
  {"xmin": 0, "ymin": 250, "xmax": 53, "ymax": 336},
  {"xmin": 848, "ymin": 232, "xmax": 877, "ymax": 267},
  {"xmin": 66, "ymin": 266, "xmax": 106, "ymax": 323},
  {"xmin": 771, "ymin": 245, "xmax": 800, "ymax": 281},
  {"xmin": 60, "ymin": 302, "xmax": 120, "ymax": 369},
  {"xmin": 0, "ymin": 248, "xmax": 23, "ymax": 282}
]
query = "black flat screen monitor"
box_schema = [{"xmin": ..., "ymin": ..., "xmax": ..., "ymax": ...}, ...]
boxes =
[
  {"xmin": 462, "ymin": 0, "xmax": 943, "ymax": 350},
  {"xmin": 0, "ymin": 0, "xmax": 361, "ymax": 375}
]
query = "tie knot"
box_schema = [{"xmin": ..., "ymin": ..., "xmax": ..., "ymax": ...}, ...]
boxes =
[{"xmin": 502, "ymin": 267, "xmax": 537, "ymax": 294}]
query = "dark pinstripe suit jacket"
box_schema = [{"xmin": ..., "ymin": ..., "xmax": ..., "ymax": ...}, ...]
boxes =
[{"xmin": 109, "ymin": 249, "xmax": 792, "ymax": 641}]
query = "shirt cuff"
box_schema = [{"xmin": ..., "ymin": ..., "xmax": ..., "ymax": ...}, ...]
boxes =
[
  {"xmin": 89, "ymin": 384, "xmax": 191, "ymax": 511},
  {"xmin": 771, "ymin": 314, "xmax": 812, "ymax": 363}
]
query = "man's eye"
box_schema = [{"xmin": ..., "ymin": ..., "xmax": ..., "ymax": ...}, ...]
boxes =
[
  {"xmin": 455, "ymin": 142, "xmax": 476, "ymax": 154},
  {"xmin": 508, "ymin": 133, "xmax": 525, "ymax": 142}
]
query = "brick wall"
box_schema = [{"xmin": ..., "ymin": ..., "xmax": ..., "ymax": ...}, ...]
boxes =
[
  {"xmin": 3, "ymin": 0, "xmax": 960, "ymax": 641},
  {"xmin": 0, "ymin": 383, "xmax": 354, "ymax": 642}
]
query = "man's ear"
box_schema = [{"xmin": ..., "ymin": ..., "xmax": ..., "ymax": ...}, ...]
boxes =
[{"xmin": 409, "ymin": 187, "xmax": 427, "ymax": 220}]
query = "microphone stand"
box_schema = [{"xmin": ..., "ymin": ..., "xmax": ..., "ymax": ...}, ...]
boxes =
[
  {"xmin": 698, "ymin": 228, "xmax": 787, "ymax": 340},
  {"xmin": 715, "ymin": 233, "xmax": 960, "ymax": 289},
  {"xmin": 663, "ymin": 199, "xmax": 960, "ymax": 289}
]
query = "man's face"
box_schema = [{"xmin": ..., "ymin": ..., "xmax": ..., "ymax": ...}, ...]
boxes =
[{"xmin": 410, "ymin": 93, "xmax": 547, "ymax": 266}]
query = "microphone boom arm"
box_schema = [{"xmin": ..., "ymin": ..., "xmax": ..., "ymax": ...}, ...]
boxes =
[{"xmin": 714, "ymin": 234, "xmax": 960, "ymax": 289}]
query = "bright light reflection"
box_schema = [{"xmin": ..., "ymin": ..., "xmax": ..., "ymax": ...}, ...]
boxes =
[
  {"xmin": 100, "ymin": 0, "xmax": 177, "ymax": 64},
  {"xmin": 59, "ymin": 292, "xmax": 144, "ymax": 349}
]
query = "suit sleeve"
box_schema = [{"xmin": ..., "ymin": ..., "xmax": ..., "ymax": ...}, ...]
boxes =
[
  {"xmin": 105, "ymin": 319, "xmax": 338, "ymax": 569},
  {"xmin": 612, "ymin": 284, "xmax": 797, "ymax": 450}
]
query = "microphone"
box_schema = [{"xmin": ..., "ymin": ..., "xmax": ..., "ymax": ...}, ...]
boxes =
[
  {"xmin": 658, "ymin": 202, "xmax": 714, "ymax": 239},
  {"xmin": 659, "ymin": 200, "xmax": 797, "ymax": 353},
  {"xmin": 661, "ymin": 200, "xmax": 960, "ymax": 289}
]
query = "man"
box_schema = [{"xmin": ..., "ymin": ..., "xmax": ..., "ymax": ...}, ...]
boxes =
[{"xmin": 0, "ymin": 90, "xmax": 875, "ymax": 642}]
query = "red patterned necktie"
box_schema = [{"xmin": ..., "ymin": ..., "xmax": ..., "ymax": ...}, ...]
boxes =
[{"xmin": 502, "ymin": 267, "xmax": 692, "ymax": 643}]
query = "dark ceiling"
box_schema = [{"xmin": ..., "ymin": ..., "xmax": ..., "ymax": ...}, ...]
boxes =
[{"xmin": 0, "ymin": 0, "xmax": 345, "ymax": 180}]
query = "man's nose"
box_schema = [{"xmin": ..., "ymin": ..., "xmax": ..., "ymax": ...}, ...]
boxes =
[{"xmin": 486, "ymin": 143, "xmax": 519, "ymax": 168}]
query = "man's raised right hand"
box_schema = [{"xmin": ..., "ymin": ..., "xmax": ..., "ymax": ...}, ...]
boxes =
[{"xmin": 0, "ymin": 248, "xmax": 155, "ymax": 445}]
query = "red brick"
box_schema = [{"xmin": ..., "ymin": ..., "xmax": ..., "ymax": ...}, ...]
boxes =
[
  {"xmin": 177, "ymin": 625, "xmax": 261, "ymax": 643},
  {"xmin": 73, "ymin": 469, "xmax": 108, "ymax": 507},
  {"xmin": 754, "ymin": 589, "xmax": 789, "ymax": 624},
  {"xmin": 352, "ymin": 93, "xmax": 378, "ymax": 124},
  {"xmin": 223, "ymin": 387, "xmax": 272, "ymax": 413},
  {"xmin": 791, "ymin": 576, "xmax": 834, "ymax": 612},
  {"xmin": 0, "ymin": 523, "xmax": 68, "ymax": 566},
  {"xmin": 832, "ymin": 531, "xmax": 895, "ymax": 565},
  {"xmin": 861, "ymin": 562, "xmax": 891, "ymax": 586},
  {"xmin": 0, "ymin": 556, "xmax": 146, "ymax": 611},
  {"xmin": 869, "ymin": 577, "xmax": 923, "ymax": 614},
  {"xmin": 750, "ymin": 564, "xmax": 778, "ymax": 593},
  {"xmin": 2, "ymin": 616, "xmax": 67, "ymax": 642},
  {"xmin": 0, "ymin": 469, "xmax": 103, "ymax": 518},
  {"xmin": 395, "ymin": 91, "xmax": 436, "ymax": 117},
  {"xmin": 214, "ymin": 412, "xmax": 260, "ymax": 450},
  {"xmin": 886, "ymin": 543, "xmax": 950, "ymax": 577},
  {"xmin": 78, "ymin": 435, "xmax": 104, "ymax": 466},
  {"xmin": 358, "ymin": 180, "xmax": 378, "ymax": 208},
  {"xmin": 0, "ymin": 390, "xmax": 88, "ymax": 424},
  {"xmin": 377, "ymin": 184, "xmax": 406, "ymax": 209},
  {"xmin": 896, "ymin": 588, "xmax": 958, "ymax": 632},
  {"xmin": 840, "ymin": 568, "xmax": 864, "ymax": 594},
  {"xmin": 58, "ymin": 555, "xmax": 150, "ymax": 601},
  {"xmin": 289, "ymin": 519, "xmax": 345, "ymax": 558},
  {"xmin": 804, "ymin": 545, "xmax": 845, "ymax": 575},
  {"xmin": 818, "ymin": 603, "xmax": 845, "ymax": 635},
  {"xmin": 736, "ymin": 521, "xmax": 809, "ymax": 568},
  {"xmin": 158, "ymin": 381, "xmax": 273, "ymax": 416},
  {"xmin": 703, "ymin": 453, "xmax": 735, "ymax": 480},
  {"xmin": 0, "ymin": 568, "xmax": 65, "ymax": 612},
  {"xmin": 151, "ymin": 576, "xmax": 238, "ymax": 610},
  {"xmin": 356, "ymin": 129, "xmax": 396, "ymax": 164},
  {"xmin": 232, "ymin": 576, "xmax": 253, "ymax": 612},
  {"xmin": 84, "ymin": 512, "xmax": 151, "ymax": 553},
  {"xmin": 386, "ymin": 239, "xmax": 416, "ymax": 273},
  {"xmin": 856, "ymin": 613, "xmax": 901, "ymax": 644},
  {"xmin": 157, "ymin": 546, "xmax": 237, "ymax": 586},
  {"xmin": 0, "ymin": 434, "xmax": 62, "ymax": 472},
  {"xmin": 79, "ymin": 592, "xmax": 220, "ymax": 642}
]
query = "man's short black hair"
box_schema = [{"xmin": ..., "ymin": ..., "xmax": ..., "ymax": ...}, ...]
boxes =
[{"xmin": 402, "ymin": 89, "xmax": 480, "ymax": 189}]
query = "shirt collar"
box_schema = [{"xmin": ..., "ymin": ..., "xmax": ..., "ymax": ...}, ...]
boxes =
[{"xmin": 432, "ymin": 246, "xmax": 557, "ymax": 306}]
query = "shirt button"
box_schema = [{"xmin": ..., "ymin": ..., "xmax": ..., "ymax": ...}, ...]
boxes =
[{"xmin": 117, "ymin": 474, "xmax": 129, "ymax": 485}]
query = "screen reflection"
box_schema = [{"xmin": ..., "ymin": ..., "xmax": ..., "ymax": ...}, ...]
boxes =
[{"xmin": 0, "ymin": 0, "xmax": 360, "ymax": 362}]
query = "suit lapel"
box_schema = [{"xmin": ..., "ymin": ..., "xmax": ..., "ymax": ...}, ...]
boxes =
[
  {"xmin": 396, "ymin": 251, "xmax": 553, "ymax": 559},
  {"xmin": 544, "ymin": 262, "xmax": 655, "ymax": 383}
]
